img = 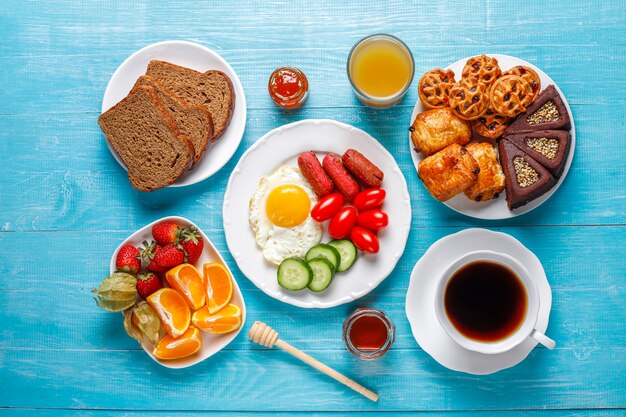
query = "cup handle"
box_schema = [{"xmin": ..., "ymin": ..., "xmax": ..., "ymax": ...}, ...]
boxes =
[{"xmin": 531, "ymin": 329, "xmax": 556, "ymax": 350}]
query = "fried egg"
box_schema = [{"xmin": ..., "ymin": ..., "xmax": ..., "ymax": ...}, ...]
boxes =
[{"xmin": 249, "ymin": 166, "xmax": 322, "ymax": 265}]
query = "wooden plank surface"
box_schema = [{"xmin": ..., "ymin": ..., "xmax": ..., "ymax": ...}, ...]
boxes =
[{"xmin": 0, "ymin": 0, "xmax": 624, "ymax": 415}]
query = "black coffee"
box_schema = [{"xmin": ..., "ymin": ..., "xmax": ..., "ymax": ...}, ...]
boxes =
[{"xmin": 444, "ymin": 261, "xmax": 527, "ymax": 342}]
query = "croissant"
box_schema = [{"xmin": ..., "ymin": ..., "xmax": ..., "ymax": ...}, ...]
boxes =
[
  {"xmin": 410, "ymin": 108, "xmax": 472, "ymax": 156},
  {"xmin": 418, "ymin": 144, "xmax": 480, "ymax": 202}
]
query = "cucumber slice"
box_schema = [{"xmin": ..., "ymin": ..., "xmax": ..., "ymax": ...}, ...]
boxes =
[
  {"xmin": 305, "ymin": 244, "xmax": 340, "ymax": 270},
  {"xmin": 328, "ymin": 239, "xmax": 358, "ymax": 272},
  {"xmin": 277, "ymin": 258, "xmax": 312, "ymax": 291},
  {"xmin": 306, "ymin": 258, "xmax": 335, "ymax": 292}
]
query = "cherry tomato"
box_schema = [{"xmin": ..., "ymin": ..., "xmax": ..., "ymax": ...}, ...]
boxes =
[
  {"xmin": 353, "ymin": 188, "xmax": 386, "ymax": 212},
  {"xmin": 350, "ymin": 227, "xmax": 379, "ymax": 254},
  {"xmin": 357, "ymin": 209, "xmax": 389, "ymax": 231},
  {"xmin": 328, "ymin": 207, "xmax": 357, "ymax": 239},
  {"xmin": 310, "ymin": 193, "xmax": 344, "ymax": 222}
]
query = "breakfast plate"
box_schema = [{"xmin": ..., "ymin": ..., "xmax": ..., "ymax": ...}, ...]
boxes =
[
  {"xmin": 409, "ymin": 54, "xmax": 576, "ymax": 220},
  {"xmin": 223, "ymin": 119, "xmax": 412, "ymax": 308},
  {"xmin": 109, "ymin": 216, "xmax": 246, "ymax": 369},
  {"xmin": 101, "ymin": 40, "xmax": 247, "ymax": 187},
  {"xmin": 405, "ymin": 228, "xmax": 553, "ymax": 375}
]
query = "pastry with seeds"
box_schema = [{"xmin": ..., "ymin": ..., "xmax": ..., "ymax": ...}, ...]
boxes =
[
  {"xmin": 498, "ymin": 140, "xmax": 556, "ymax": 210},
  {"xmin": 504, "ymin": 130, "xmax": 571, "ymax": 178},
  {"xmin": 418, "ymin": 69, "xmax": 456, "ymax": 109},
  {"xmin": 505, "ymin": 85, "xmax": 571, "ymax": 134},
  {"xmin": 448, "ymin": 78, "xmax": 490, "ymax": 121},
  {"xmin": 461, "ymin": 54, "xmax": 502, "ymax": 85},
  {"xmin": 489, "ymin": 75, "xmax": 534, "ymax": 118}
]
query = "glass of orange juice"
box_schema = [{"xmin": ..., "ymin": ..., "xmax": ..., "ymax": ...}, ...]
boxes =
[{"xmin": 347, "ymin": 34, "xmax": 415, "ymax": 108}]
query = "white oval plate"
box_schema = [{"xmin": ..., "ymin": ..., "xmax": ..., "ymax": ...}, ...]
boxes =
[
  {"xmin": 409, "ymin": 54, "xmax": 576, "ymax": 219},
  {"xmin": 405, "ymin": 228, "xmax": 553, "ymax": 375},
  {"xmin": 101, "ymin": 40, "xmax": 247, "ymax": 187},
  {"xmin": 223, "ymin": 120, "xmax": 412, "ymax": 308},
  {"xmin": 109, "ymin": 216, "xmax": 246, "ymax": 369}
]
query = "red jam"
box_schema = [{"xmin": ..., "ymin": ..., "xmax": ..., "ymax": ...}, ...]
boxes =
[{"xmin": 268, "ymin": 67, "xmax": 308, "ymax": 109}]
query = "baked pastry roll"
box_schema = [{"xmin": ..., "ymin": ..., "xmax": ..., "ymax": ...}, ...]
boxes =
[
  {"xmin": 448, "ymin": 78, "xmax": 490, "ymax": 120},
  {"xmin": 409, "ymin": 108, "xmax": 472, "ymax": 156},
  {"xmin": 464, "ymin": 142, "xmax": 506, "ymax": 201},
  {"xmin": 462, "ymin": 54, "xmax": 502, "ymax": 86},
  {"xmin": 489, "ymin": 75, "xmax": 534, "ymax": 118},
  {"xmin": 472, "ymin": 108, "xmax": 510, "ymax": 139},
  {"xmin": 418, "ymin": 144, "xmax": 480, "ymax": 202},
  {"xmin": 502, "ymin": 66, "xmax": 541, "ymax": 101},
  {"xmin": 418, "ymin": 69, "xmax": 456, "ymax": 109}
]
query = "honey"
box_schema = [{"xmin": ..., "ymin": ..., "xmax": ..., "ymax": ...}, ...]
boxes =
[
  {"xmin": 348, "ymin": 34, "xmax": 414, "ymax": 108},
  {"xmin": 342, "ymin": 308, "xmax": 395, "ymax": 360}
]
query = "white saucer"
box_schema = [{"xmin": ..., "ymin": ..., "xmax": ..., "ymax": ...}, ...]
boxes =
[
  {"xmin": 405, "ymin": 228, "xmax": 553, "ymax": 375},
  {"xmin": 101, "ymin": 40, "xmax": 247, "ymax": 187}
]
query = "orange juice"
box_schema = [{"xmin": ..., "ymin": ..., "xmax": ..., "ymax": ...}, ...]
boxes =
[{"xmin": 348, "ymin": 34, "xmax": 414, "ymax": 108}]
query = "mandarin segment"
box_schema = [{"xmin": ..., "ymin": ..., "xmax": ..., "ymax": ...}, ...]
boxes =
[
  {"xmin": 147, "ymin": 288, "xmax": 191, "ymax": 338},
  {"xmin": 165, "ymin": 264, "xmax": 206, "ymax": 310},
  {"xmin": 153, "ymin": 326, "xmax": 202, "ymax": 360},
  {"xmin": 192, "ymin": 303, "xmax": 242, "ymax": 334},
  {"xmin": 203, "ymin": 263, "xmax": 234, "ymax": 314}
]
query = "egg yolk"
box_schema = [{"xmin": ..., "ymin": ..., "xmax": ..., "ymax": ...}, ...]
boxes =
[{"xmin": 266, "ymin": 184, "xmax": 311, "ymax": 227}]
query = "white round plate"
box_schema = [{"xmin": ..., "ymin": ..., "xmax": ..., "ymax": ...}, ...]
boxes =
[
  {"xmin": 101, "ymin": 40, "xmax": 247, "ymax": 187},
  {"xmin": 223, "ymin": 120, "xmax": 412, "ymax": 308},
  {"xmin": 405, "ymin": 228, "xmax": 553, "ymax": 375},
  {"xmin": 109, "ymin": 216, "xmax": 246, "ymax": 369},
  {"xmin": 409, "ymin": 54, "xmax": 576, "ymax": 219}
]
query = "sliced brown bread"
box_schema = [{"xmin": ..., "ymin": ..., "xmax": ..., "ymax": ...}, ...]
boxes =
[
  {"xmin": 132, "ymin": 75, "xmax": 213, "ymax": 166},
  {"xmin": 146, "ymin": 60, "xmax": 234, "ymax": 141},
  {"xmin": 97, "ymin": 86, "xmax": 194, "ymax": 192}
]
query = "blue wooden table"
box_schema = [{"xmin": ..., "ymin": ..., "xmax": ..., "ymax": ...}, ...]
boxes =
[{"xmin": 1, "ymin": 1, "xmax": 625, "ymax": 415}]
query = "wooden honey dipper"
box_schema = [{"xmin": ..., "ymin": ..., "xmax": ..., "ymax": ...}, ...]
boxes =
[{"xmin": 248, "ymin": 321, "xmax": 379, "ymax": 402}]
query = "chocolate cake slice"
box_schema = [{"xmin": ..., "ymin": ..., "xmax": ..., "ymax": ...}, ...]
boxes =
[
  {"xmin": 498, "ymin": 140, "xmax": 556, "ymax": 210},
  {"xmin": 505, "ymin": 85, "xmax": 571, "ymax": 134},
  {"xmin": 504, "ymin": 130, "xmax": 571, "ymax": 178}
]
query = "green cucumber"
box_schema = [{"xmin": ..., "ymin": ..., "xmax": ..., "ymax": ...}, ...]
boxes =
[
  {"xmin": 306, "ymin": 258, "xmax": 335, "ymax": 292},
  {"xmin": 328, "ymin": 239, "xmax": 358, "ymax": 272},
  {"xmin": 305, "ymin": 244, "xmax": 341, "ymax": 270},
  {"xmin": 277, "ymin": 258, "xmax": 312, "ymax": 291}
]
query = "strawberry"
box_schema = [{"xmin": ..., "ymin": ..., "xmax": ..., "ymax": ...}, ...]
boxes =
[
  {"xmin": 154, "ymin": 243, "xmax": 185, "ymax": 270},
  {"xmin": 141, "ymin": 240, "xmax": 167, "ymax": 273},
  {"xmin": 115, "ymin": 244, "xmax": 141, "ymax": 275},
  {"xmin": 179, "ymin": 226, "xmax": 204, "ymax": 264},
  {"xmin": 136, "ymin": 272, "xmax": 163, "ymax": 299},
  {"xmin": 152, "ymin": 221, "xmax": 181, "ymax": 246}
]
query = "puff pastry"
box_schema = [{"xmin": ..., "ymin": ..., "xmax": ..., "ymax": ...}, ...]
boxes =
[
  {"xmin": 418, "ymin": 144, "xmax": 480, "ymax": 202},
  {"xmin": 463, "ymin": 142, "xmax": 506, "ymax": 201},
  {"xmin": 409, "ymin": 108, "xmax": 472, "ymax": 156}
]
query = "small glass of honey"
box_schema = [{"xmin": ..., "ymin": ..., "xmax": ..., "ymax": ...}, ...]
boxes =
[
  {"xmin": 343, "ymin": 308, "xmax": 395, "ymax": 360},
  {"xmin": 347, "ymin": 34, "xmax": 415, "ymax": 108}
]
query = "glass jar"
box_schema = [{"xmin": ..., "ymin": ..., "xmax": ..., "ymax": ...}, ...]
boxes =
[
  {"xmin": 342, "ymin": 308, "xmax": 395, "ymax": 360},
  {"xmin": 268, "ymin": 66, "xmax": 309, "ymax": 109}
]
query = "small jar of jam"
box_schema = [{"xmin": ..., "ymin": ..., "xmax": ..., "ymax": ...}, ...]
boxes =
[
  {"xmin": 268, "ymin": 66, "xmax": 308, "ymax": 109},
  {"xmin": 342, "ymin": 308, "xmax": 395, "ymax": 360}
]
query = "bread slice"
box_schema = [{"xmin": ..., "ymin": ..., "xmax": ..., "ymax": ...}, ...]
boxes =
[
  {"xmin": 98, "ymin": 86, "xmax": 194, "ymax": 192},
  {"xmin": 146, "ymin": 60, "xmax": 234, "ymax": 141},
  {"xmin": 132, "ymin": 75, "xmax": 213, "ymax": 166}
]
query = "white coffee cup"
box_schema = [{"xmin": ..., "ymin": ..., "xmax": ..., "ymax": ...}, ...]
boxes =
[{"xmin": 434, "ymin": 250, "xmax": 555, "ymax": 354}]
